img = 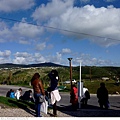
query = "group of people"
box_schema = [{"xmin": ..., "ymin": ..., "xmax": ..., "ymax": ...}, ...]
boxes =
[
  {"xmin": 6, "ymin": 88, "xmax": 34, "ymax": 102},
  {"xmin": 70, "ymin": 82, "xmax": 109, "ymax": 110},
  {"xmin": 31, "ymin": 69, "xmax": 61, "ymax": 117},
  {"xmin": 70, "ymin": 84, "xmax": 90, "ymax": 110},
  {"xmin": 6, "ymin": 69, "xmax": 110, "ymax": 117}
]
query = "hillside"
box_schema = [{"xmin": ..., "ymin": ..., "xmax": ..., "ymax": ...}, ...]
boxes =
[{"xmin": 0, "ymin": 62, "xmax": 66, "ymax": 68}]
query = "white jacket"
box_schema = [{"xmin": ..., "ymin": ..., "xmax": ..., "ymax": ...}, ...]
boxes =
[{"xmin": 15, "ymin": 90, "xmax": 21, "ymax": 100}]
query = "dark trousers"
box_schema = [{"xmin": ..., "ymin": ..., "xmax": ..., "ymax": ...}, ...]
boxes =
[
  {"xmin": 81, "ymin": 98, "xmax": 88, "ymax": 105},
  {"xmin": 53, "ymin": 101, "xmax": 57, "ymax": 115},
  {"xmin": 99, "ymin": 100, "xmax": 109, "ymax": 109},
  {"xmin": 99, "ymin": 102, "xmax": 108, "ymax": 109}
]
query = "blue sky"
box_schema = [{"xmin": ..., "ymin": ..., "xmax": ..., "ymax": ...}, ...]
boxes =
[{"xmin": 0, "ymin": 0, "xmax": 120, "ymax": 66}]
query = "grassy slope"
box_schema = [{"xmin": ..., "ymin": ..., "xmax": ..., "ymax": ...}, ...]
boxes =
[{"xmin": 0, "ymin": 96, "xmax": 34, "ymax": 109}]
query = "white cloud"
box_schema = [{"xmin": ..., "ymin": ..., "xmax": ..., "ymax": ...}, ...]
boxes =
[
  {"xmin": 12, "ymin": 18, "xmax": 44, "ymax": 38},
  {"xmin": 80, "ymin": 0, "xmax": 90, "ymax": 3},
  {"xmin": 61, "ymin": 48, "xmax": 71, "ymax": 54},
  {"xmin": 19, "ymin": 39, "xmax": 30, "ymax": 45},
  {"xmin": 0, "ymin": 50, "xmax": 11, "ymax": 58},
  {"xmin": 74, "ymin": 53, "xmax": 118, "ymax": 66},
  {"xmin": 0, "ymin": 50, "xmax": 11, "ymax": 63},
  {"xmin": 104, "ymin": 0, "xmax": 116, "ymax": 2},
  {"xmin": 32, "ymin": 0, "xmax": 74, "ymax": 23},
  {"xmin": 0, "ymin": 19, "xmax": 44, "ymax": 45},
  {"xmin": 13, "ymin": 52, "xmax": 34, "ymax": 64},
  {"xmin": 13, "ymin": 51, "xmax": 63, "ymax": 65},
  {"xmin": 32, "ymin": 0, "xmax": 120, "ymax": 47},
  {"xmin": 35, "ymin": 42, "xmax": 46, "ymax": 51},
  {"xmin": 0, "ymin": 0, "xmax": 35, "ymax": 12},
  {"xmin": 34, "ymin": 53, "xmax": 46, "ymax": 63}
]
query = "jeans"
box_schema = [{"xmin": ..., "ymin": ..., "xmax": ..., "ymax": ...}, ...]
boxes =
[{"xmin": 34, "ymin": 93, "xmax": 42, "ymax": 117}]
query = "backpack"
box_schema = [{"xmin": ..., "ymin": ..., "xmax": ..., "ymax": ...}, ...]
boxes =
[{"xmin": 85, "ymin": 90, "xmax": 90, "ymax": 99}]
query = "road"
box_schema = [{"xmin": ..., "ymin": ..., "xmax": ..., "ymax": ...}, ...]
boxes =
[{"xmin": 0, "ymin": 85, "xmax": 120, "ymax": 111}]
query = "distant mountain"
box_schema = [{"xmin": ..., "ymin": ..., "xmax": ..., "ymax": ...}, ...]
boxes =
[{"xmin": 0, "ymin": 62, "xmax": 67, "ymax": 68}]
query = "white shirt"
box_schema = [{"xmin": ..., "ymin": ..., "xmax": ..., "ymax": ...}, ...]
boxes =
[
  {"xmin": 83, "ymin": 87, "xmax": 88, "ymax": 98},
  {"xmin": 15, "ymin": 90, "xmax": 21, "ymax": 100},
  {"xmin": 50, "ymin": 89, "xmax": 61, "ymax": 105}
]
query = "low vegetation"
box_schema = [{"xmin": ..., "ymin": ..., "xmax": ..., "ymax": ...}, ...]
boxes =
[
  {"xmin": 0, "ymin": 65, "xmax": 120, "ymax": 94},
  {"xmin": 0, "ymin": 96, "xmax": 34, "ymax": 109}
]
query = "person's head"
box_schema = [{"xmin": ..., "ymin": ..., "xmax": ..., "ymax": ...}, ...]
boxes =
[
  {"xmin": 10, "ymin": 89, "xmax": 12, "ymax": 92},
  {"xmin": 100, "ymin": 82, "xmax": 105, "ymax": 87},
  {"xmin": 51, "ymin": 70, "xmax": 58, "ymax": 76},
  {"xmin": 29, "ymin": 90, "xmax": 32, "ymax": 93},
  {"xmin": 18, "ymin": 88, "xmax": 22, "ymax": 92},
  {"xmin": 11, "ymin": 89, "xmax": 14, "ymax": 92},
  {"xmin": 31, "ymin": 72, "xmax": 40, "ymax": 82}
]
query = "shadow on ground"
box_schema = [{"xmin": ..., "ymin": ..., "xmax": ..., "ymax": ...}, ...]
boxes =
[
  {"xmin": 57, "ymin": 104, "xmax": 120, "ymax": 117},
  {"xmin": 8, "ymin": 99, "xmax": 36, "ymax": 116}
]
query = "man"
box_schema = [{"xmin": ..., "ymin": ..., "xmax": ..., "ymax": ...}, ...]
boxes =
[
  {"xmin": 21, "ymin": 90, "xmax": 34, "ymax": 102},
  {"xmin": 97, "ymin": 82, "xmax": 109, "ymax": 109},
  {"xmin": 48, "ymin": 69, "xmax": 61, "ymax": 116}
]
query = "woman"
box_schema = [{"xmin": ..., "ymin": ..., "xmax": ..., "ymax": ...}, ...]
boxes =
[
  {"xmin": 31, "ymin": 73, "xmax": 45, "ymax": 117},
  {"xmin": 70, "ymin": 84, "xmax": 78, "ymax": 110}
]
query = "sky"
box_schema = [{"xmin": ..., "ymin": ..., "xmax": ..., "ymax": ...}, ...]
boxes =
[{"xmin": 0, "ymin": 0, "xmax": 120, "ymax": 66}]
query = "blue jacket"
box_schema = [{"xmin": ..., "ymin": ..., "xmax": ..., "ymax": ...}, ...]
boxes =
[{"xmin": 10, "ymin": 92, "xmax": 15, "ymax": 98}]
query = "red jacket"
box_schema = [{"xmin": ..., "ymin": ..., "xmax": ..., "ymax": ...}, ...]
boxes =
[{"xmin": 70, "ymin": 86, "xmax": 78, "ymax": 104}]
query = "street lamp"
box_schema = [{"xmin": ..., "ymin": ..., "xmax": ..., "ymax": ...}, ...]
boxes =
[{"xmin": 68, "ymin": 58, "xmax": 73, "ymax": 89}]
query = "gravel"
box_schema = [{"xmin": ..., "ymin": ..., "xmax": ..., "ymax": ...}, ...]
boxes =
[{"xmin": 1, "ymin": 107, "xmax": 120, "ymax": 117}]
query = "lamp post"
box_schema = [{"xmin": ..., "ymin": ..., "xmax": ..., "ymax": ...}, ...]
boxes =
[{"xmin": 68, "ymin": 58, "xmax": 73, "ymax": 89}]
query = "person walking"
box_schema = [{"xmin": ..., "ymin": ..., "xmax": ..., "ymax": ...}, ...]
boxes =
[
  {"xmin": 31, "ymin": 73, "xmax": 45, "ymax": 117},
  {"xmin": 97, "ymin": 82, "xmax": 109, "ymax": 109},
  {"xmin": 48, "ymin": 69, "xmax": 61, "ymax": 117}
]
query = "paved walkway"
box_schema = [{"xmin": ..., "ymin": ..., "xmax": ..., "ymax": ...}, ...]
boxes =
[{"xmin": 0, "ymin": 105, "xmax": 120, "ymax": 117}]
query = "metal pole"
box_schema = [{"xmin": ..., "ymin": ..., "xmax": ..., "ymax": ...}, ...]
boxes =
[
  {"xmin": 79, "ymin": 60, "xmax": 82, "ymax": 108},
  {"xmin": 68, "ymin": 58, "xmax": 73, "ymax": 89}
]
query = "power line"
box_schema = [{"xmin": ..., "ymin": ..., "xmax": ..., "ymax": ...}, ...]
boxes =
[{"xmin": 0, "ymin": 16, "xmax": 120, "ymax": 42}]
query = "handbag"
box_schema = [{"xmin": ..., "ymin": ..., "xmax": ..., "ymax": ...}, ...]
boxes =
[{"xmin": 38, "ymin": 95, "xmax": 45, "ymax": 103}]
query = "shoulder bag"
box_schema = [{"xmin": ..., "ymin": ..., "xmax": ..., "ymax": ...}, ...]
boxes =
[{"xmin": 38, "ymin": 95, "xmax": 45, "ymax": 103}]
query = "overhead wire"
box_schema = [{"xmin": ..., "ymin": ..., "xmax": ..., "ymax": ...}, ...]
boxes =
[{"xmin": 0, "ymin": 16, "xmax": 120, "ymax": 42}]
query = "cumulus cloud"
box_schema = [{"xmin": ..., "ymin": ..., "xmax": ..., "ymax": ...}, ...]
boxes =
[
  {"xmin": 61, "ymin": 48, "xmax": 71, "ymax": 54},
  {"xmin": 0, "ymin": 50, "xmax": 11, "ymax": 58},
  {"xmin": 35, "ymin": 42, "xmax": 46, "ymax": 51},
  {"xmin": 12, "ymin": 18, "xmax": 44, "ymax": 38},
  {"xmin": 13, "ymin": 52, "xmax": 34, "ymax": 64},
  {"xmin": 0, "ymin": 50, "xmax": 11, "ymax": 63},
  {"xmin": 0, "ymin": 0, "xmax": 35, "ymax": 12},
  {"xmin": 12, "ymin": 51, "xmax": 63, "ymax": 65},
  {"xmin": 32, "ymin": 0, "xmax": 120, "ymax": 47},
  {"xmin": 0, "ymin": 18, "xmax": 44, "ymax": 45},
  {"xmin": 74, "ymin": 53, "xmax": 117, "ymax": 66},
  {"xmin": 32, "ymin": 0, "xmax": 74, "ymax": 23}
]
